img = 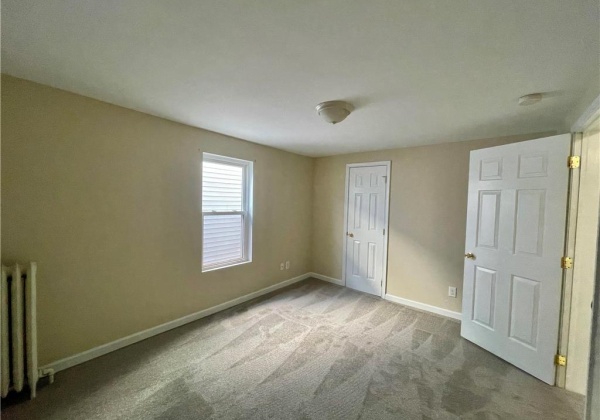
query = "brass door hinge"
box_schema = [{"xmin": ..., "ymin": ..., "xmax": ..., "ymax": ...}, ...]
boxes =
[
  {"xmin": 568, "ymin": 156, "xmax": 580, "ymax": 169},
  {"xmin": 555, "ymin": 354, "xmax": 567, "ymax": 366},
  {"xmin": 561, "ymin": 257, "xmax": 573, "ymax": 269}
]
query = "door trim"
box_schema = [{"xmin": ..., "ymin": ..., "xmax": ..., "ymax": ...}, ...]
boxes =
[
  {"xmin": 558, "ymin": 94, "xmax": 600, "ymax": 390},
  {"xmin": 341, "ymin": 161, "xmax": 391, "ymax": 298},
  {"xmin": 556, "ymin": 133, "xmax": 581, "ymax": 388}
]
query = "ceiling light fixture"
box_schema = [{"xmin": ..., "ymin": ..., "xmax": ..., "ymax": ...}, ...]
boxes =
[
  {"xmin": 518, "ymin": 93, "xmax": 543, "ymax": 106},
  {"xmin": 315, "ymin": 101, "xmax": 354, "ymax": 124}
]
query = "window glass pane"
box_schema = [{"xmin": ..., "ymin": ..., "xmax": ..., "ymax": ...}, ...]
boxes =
[
  {"xmin": 203, "ymin": 214, "xmax": 243, "ymax": 266},
  {"xmin": 202, "ymin": 161, "xmax": 243, "ymax": 212}
]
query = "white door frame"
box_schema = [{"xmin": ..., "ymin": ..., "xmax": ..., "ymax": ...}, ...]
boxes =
[
  {"xmin": 341, "ymin": 161, "xmax": 391, "ymax": 298},
  {"xmin": 557, "ymin": 94, "xmax": 600, "ymax": 390},
  {"xmin": 556, "ymin": 132, "xmax": 582, "ymax": 388}
]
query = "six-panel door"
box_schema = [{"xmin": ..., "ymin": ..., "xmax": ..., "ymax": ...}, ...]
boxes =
[
  {"xmin": 345, "ymin": 165, "xmax": 387, "ymax": 296},
  {"xmin": 461, "ymin": 134, "xmax": 571, "ymax": 384}
]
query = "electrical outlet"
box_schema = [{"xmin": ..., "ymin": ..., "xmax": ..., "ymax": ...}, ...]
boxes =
[
  {"xmin": 448, "ymin": 287, "xmax": 457, "ymax": 298},
  {"xmin": 280, "ymin": 262, "xmax": 285, "ymax": 271},
  {"xmin": 285, "ymin": 261, "xmax": 290, "ymax": 270}
]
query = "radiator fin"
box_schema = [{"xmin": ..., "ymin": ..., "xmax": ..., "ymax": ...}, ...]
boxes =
[
  {"xmin": 11, "ymin": 264, "xmax": 24, "ymax": 393},
  {"xmin": 1, "ymin": 269, "xmax": 10, "ymax": 398},
  {"xmin": 26, "ymin": 263, "xmax": 38, "ymax": 398}
]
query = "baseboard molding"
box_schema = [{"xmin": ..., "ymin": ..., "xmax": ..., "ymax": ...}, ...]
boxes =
[
  {"xmin": 41, "ymin": 272, "xmax": 312, "ymax": 374},
  {"xmin": 385, "ymin": 293, "xmax": 462, "ymax": 321},
  {"xmin": 309, "ymin": 272, "xmax": 344, "ymax": 286},
  {"xmin": 309, "ymin": 275, "xmax": 460, "ymax": 321}
]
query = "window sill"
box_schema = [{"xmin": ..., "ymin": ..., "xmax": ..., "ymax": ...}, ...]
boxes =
[{"xmin": 202, "ymin": 259, "xmax": 251, "ymax": 273}]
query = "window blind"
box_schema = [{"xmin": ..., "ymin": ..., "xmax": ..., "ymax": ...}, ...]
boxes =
[{"xmin": 202, "ymin": 161, "xmax": 243, "ymax": 212}]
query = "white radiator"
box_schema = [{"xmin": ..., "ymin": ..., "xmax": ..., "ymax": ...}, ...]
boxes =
[{"xmin": 1, "ymin": 262, "xmax": 39, "ymax": 399}]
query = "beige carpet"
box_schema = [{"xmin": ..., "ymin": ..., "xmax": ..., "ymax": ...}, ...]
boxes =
[{"xmin": 2, "ymin": 278, "xmax": 584, "ymax": 419}]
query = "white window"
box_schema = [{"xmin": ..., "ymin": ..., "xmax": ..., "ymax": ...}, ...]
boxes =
[{"xmin": 202, "ymin": 153, "xmax": 253, "ymax": 271}]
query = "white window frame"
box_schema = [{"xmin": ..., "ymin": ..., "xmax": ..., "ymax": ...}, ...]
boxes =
[{"xmin": 201, "ymin": 153, "xmax": 253, "ymax": 272}]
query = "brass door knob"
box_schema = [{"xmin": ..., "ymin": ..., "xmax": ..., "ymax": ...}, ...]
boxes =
[
  {"xmin": 347, "ymin": 232, "xmax": 354, "ymax": 238},
  {"xmin": 464, "ymin": 252, "xmax": 475, "ymax": 259}
]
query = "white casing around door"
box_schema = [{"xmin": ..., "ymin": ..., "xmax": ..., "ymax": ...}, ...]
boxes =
[
  {"xmin": 461, "ymin": 134, "xmax": 571, "ymax": 385},
  {"xmin": 344, "ymin": 164, "xmax": 389, "ymax": 297}
]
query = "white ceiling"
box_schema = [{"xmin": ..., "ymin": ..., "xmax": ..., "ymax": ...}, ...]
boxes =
[{"xmin": 2, "ymin": 1, "xmax": 599, "ymax": 157}]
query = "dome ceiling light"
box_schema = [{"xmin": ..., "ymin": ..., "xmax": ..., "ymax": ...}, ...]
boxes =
[
  {"xmin": 315, "ymin": 101, "xmax": 354, "ymax": 124},
  {"xmin": 518, "ymin": 93, "xmax": 543, "ymax": 106}
]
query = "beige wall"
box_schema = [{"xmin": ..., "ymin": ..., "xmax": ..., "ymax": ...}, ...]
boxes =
[
  {"xmin": 312, "ymin": 133, "xmax": 554, "ymax": 313},
  {"xmin": 2, "ymin": 74, "xmax": 578, "ymax": 375},
  {"xmin": 1, "ymin": 75, "xmax": 313, "ymax": 365},
  {"xmin": 566, "ymin": 116, "xmax": 600, "ymax": 394}
]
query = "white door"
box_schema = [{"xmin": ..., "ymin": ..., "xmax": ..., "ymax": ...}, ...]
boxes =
[
  {"xmin": 344, "ymin": 163, "xmax": 390, "ymax": 297},
  {"xmin": 461, "ymin": 134, "xmax": 571, "ymax": 384}
]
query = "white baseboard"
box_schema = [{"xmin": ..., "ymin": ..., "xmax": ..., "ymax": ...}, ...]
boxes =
[
  {"xmin": 41, "ymin": 272, "xmax": 312, "ymax": 374},
  {"xmin": 309, "ymin": 275, "xmax": 460, "ymax": 321},
  {"xmin": 309, "ymin": 272, "xmax": 344, "ymax": 286},
  {"xmin": 385, "ymin": 293, "xmax": 462, "ymax": 321}
]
